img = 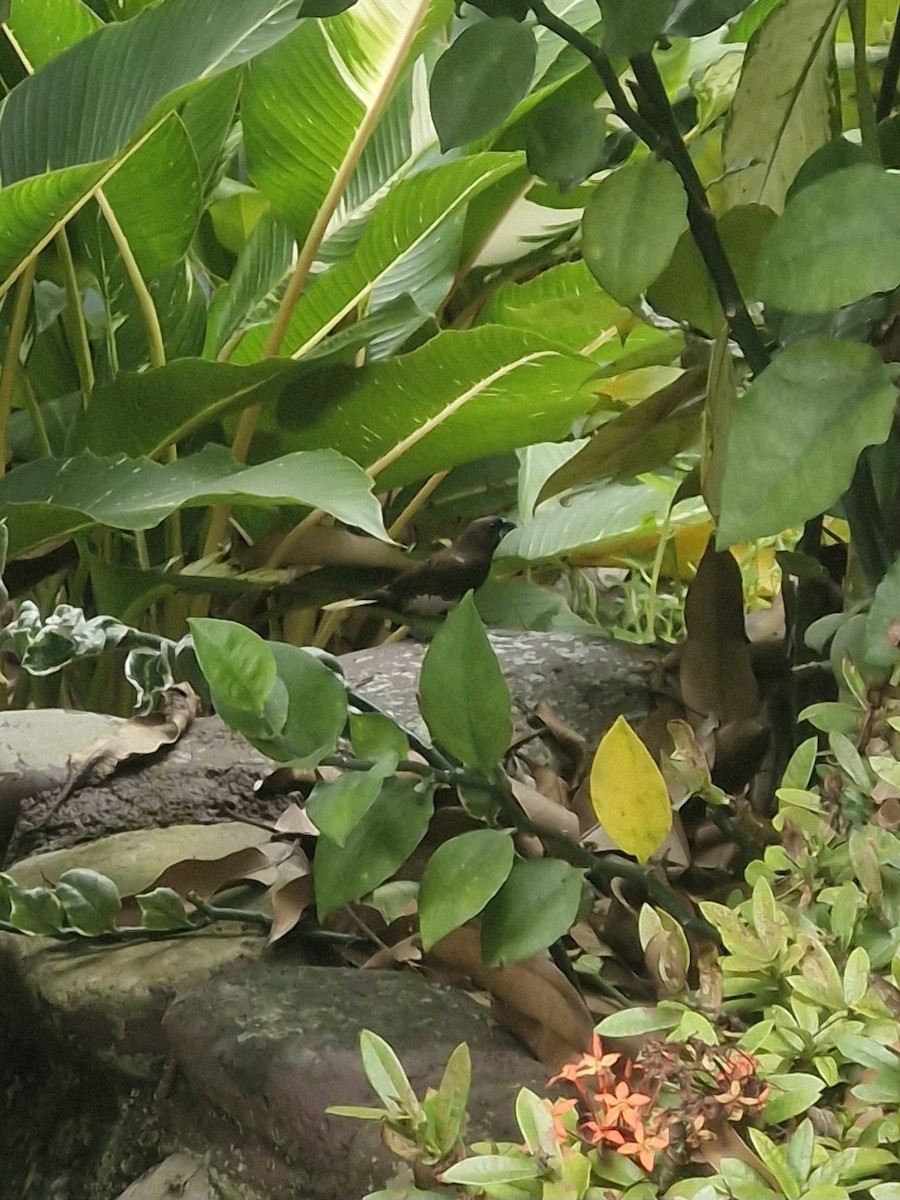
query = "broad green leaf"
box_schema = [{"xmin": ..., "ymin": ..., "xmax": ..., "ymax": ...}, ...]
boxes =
[
  {"xmin": 243, "ymin": 0, "xmax": 438, "ymax": 242},
  {"xmin": 359, "ymin": 1029, "xmax": 422, "ymax": 1114},
  {"xmin": 0, "ymin": 444, "xmax": 390, "ymax": 557},
  {"xmin": 597, "ymin": 0, "xmax": 674, "ymax": 55},
  {"xmin": 536, "ymin": 369, "xmax": 706, "ymax": 504},
  {"xmin": 349, "ymin": 712, "xmax": 407, "ymax": 770},
  {"xmin": 865, "ymin": 556, "xmax": 900, "ymax": 669},
  {"xmin": 757, "ymin": 165, "xmax": 900, "ymax": 313},
  {"xmin": 100, "ymin": 113, "xmax": 201, "ymax": 279},
  {"xmin": 314, "ymin": 777, "xmax": 434, "ymax": 918},
  {"xmin": 480, "ymin": 857, "xmax": 584, "ymax": 967},
  {"xmin": 582, "ymin": 157, "xmax": 687, "ymax": 303},
  {"xmin": 430, "ymin": 19, "xmax": 536, "ymax": 151},
  {"xmin": 665, "ymin": 0, "xmax": 754, "ymax": 34},
  {"xmin": 83, "ymin": 297, "xmax": 424, "ymax": 458},
  {"xmin": 418, "ymin": 829, "xmax": 515, "ymax": 951},
  {"xmin": 785, "ymin": 135, "xmax": 869, "ymax": 203},
  {"xmin": 716, "ymin": 339, "xmax": 897, "ymax": 546},
  {"xmin": 189, "ymin": 618, "xmax": 278, "ymax": 738},
  {"xmin": 721, "ymin": 0, "xmax": 844, "ymax": 211},
  {"xmin": 763, "ymin": 1072, "xmax": 824, "ymax": 1123},
  {"xmin": 179, "ymin": 71, "xmax": 242, "ymax": 193},
  {"xmin": 205, "ymin": 211, "xmax": 296, "ymax": 354},
  {"xmin": 589, "ymin": 715, "xmax": 672, "ymax": 862},
  {"xmin": 231, "ymin": 152, "xmax": 524, "ymax": 362},
  {"xmin": 5, "ymin": 0, "xmax": 102, "ymax": 69},
  {"xmin": 252, "ymin": 641, "xmax": 348, "ymax": 767},
  {"xmin": 648, "ymin": 204, "xmax": 776, "ymax": 335},
  {"xmin": 515, "ymin": 1089, "xmax": 559, "ymax": 1162},
  {"xmin": 274, "ymin": 325, "xmax": 594, "ymax": 489},
  {"xmin": 418, "ymin": 592, "xmax": 512, "ymax": 770},
  {"xmin": 526, "ymin": 96, "xmax": 606, "ymax": 191},
  {"xmin": 54, "ymin": 868, "xmax": 121, "ymax": 936},
  {"xmin": 440, "ymin": 1156, "xmax": 541, "ymax": 1187},
  {"xmin": 0, "ymin": 0, "xmax": 298, "ymax": 182},
  {"xmin": 307, "ymin": 768, "xmax": 386, "ymax": 847},
  {"xmin": 500, "ymin": 478, "xmax": 709, "ymax": 564}
]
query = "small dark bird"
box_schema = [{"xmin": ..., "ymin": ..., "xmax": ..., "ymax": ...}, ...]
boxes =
[{"xmin": 324, "ymin": 516, "xmax": 514, "ymax": 613}]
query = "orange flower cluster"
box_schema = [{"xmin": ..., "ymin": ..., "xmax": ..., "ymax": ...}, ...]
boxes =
[{"xmin": 548, "ymin": 1034, "xmax": 768, "ymax": 1176}]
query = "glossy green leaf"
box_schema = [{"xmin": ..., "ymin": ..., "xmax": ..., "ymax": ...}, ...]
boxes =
[
  {"xmin": 275, "ymin": 325, "xmax": 594, "ymax": 489},
  {"xmin": 757, "ymin": 165, "xmax": 900, "ymax": 313},
  {"xmin": 0, "ymin": 445, "xmax": 390, "ymax": 557},
  {"xmin": 430, "ymin": 19, "xmax": 536, "ymax": 151},
  {"xmin": 440, "ymin": 1155, "xmax": 541, "ymax": 1187},
  {"xmin": 716, "ymin": 340, "xmax": 897, "ymax": 546},
  {"xmin": 721, "ymin": 0, "xmax": 844, "ymax": 210},
  {"xmin": 307, "ymin": 768, "xmax": 386, "ymax": 847},
  {"xmin": 582, "ymin": 157, "xmax": 687, "ymax": 303},
  {"xmin": 418, "ymin": 592, "xmax": 512, "ymax": 770},
  {"xmin": 252, "ymin": 641, "xmax": 348, "ymax": 767},
  {"xmin": 189, "ymin": 618, "xmax": 278, "ymax": 738},
  {"xmin": 597, "ymin": 0, "xmax": 673, "ymax": 55},
  {"xmin": 480, "ymin": 857, "xmax": 584, "ymax": 967},
  {"xmin": 5, "ymin": 0, "xmax": 101, "ymax": 69},
  {"xmin": 665, "ymin": 0, "xmax": 753, "ymax": 34},
  {"xmin": 418, "ymin": 829, "xmax": 515, "ymax": 950},
  {"xmin": 314, "ymin": 777, "xmax": 434, "ymax": 918},
  {"xmin": 54, "ymin": 868, "xmax": 121, "ymax": 936},
  {"xmin": 349, "ymin": 711, "xmax": 407, "ymax": 771},
  {"xmin": 231, "ymin": 152, "xmax": 524, "ymax": 362}
]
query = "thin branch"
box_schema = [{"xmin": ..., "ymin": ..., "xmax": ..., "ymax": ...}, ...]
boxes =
[
  {"xmin": 54, "ymin": 228, "xmax": 95, "ymax": 408},
  {"xmin": 849, "ymin": 0, "xmax": 881, "ymax": 158}
]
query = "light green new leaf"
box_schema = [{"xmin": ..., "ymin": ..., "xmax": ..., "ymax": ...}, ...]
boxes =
[
  {"xmin": 253, "ymin": 641, "xmax": 348, "ymax": 767},
  {"xmin": 418, "ymin": 593, "xmax": 512, "ymax": 771},
  {"xmin": 430, "ymin": 18, "xmax": 536, "ymax": 150},
  {"xmin": 0, "ymin": 445, "xmax": 390, "ymax": 557},
  {"xmin": 418, "ymin": 829, "xmax": 515, "ymax": 951},
  {"xmin": 230, "ymin": 152, "xmax": 524, "ymax": 362},
  {"xmin": 481, "ymin": 858, "xmax": 585, "ymax": 967},
  {"xmin": 721, "ymin": 0, "xmax": 844, "ymax": 211},
  {"xmin": 716, "ymin": 340, "xmax": 897, "ymax": 546},
  {"xmin": 275, "ymin": 325, "xmax": 594, "ymax": 488},
  {"xmin": 307, "ymin": 768, "xmax": 387, "ymax": 847},
  {"xmin": 582, "ymin": 157, "xmax": 687, "ymax": 303},
  {"xmin": 757, "ymin": 165, "xmax": 900, "ymax": 313},
  {"xmin": 243, "ymin": 0, "xmax": 438, "ymax": 243},
  {"xmin": 189, "ymin": 618, "xmax": 278, "ymax": 736},
  {"xmin": 763, "ymin": 1072, "xmax": 824, "ymax": 1123},
  {"xmin": 314, "ymin": 777, "xmax": 434, "ymax": 918}
]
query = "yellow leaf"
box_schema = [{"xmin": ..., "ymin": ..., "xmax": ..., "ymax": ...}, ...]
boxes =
[{"xmin": 589, "ymin": 715, "xmax": 672, "ymax": 863}]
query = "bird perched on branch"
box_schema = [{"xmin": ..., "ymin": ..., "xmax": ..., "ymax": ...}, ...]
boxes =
[{"xmin": 324, "ymin": 515, "xmax": 514, "ymax": 614}]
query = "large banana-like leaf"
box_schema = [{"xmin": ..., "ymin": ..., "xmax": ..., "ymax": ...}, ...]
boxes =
[
  {"xmin": 0, "ymin": 0, "xmax": 300, "ymax": 291},
  {"xmin": 0, "ymin": 445, "xmax": 390, "ymax": 558},
  {"xmin": 273, "ymin": 324, "xmax": 596, "ymax": 488},
  {"xmin": 243, "ymin": 0, "xmax": 446, "ymax": 248},
  {"xmin": 231, "ymin": 152, "xmax": 525, "ymax": 362},
  {"xmin": 721, "ymin": 0, "xmax": 844, "ymax": 211},
  {"xmin": 5, "ymin": 0, "xmax": 101, "ymax": 69}
]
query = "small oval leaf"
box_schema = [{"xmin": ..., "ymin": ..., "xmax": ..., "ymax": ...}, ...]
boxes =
[
  {"xmin": 419, "ymin": 829, "xmax": 515, "ymax": 951},
  {"xmin": 589, "ymin": 715, "xmax": 672, "ymax": 862},
  {"xmin": 480, "ymin": 857, "xmax": 584, "ymax": 967}
]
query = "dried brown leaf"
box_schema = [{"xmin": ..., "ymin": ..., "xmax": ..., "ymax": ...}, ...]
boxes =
[
  {"xmin": 274, "ymin": 802, "xmax": 320, "ymax": 836},
  {"xmin": 510, "ymin": 780, "xmax": 580, "ymax": 843},
  {"xmin": 268, "ymin": 874, "xmax": 315, "ymax": 944},
  {"xmin": 362, "ymin": 934, "xmax": 423, "ymax": 970},
  {"xmin": 427, "ymin": 926, "xmax": 592, "ymax": 1067}
]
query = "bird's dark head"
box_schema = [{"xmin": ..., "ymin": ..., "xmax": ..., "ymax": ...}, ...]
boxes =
[{"xmin": 456, "ymin": 515, "xmax": 515, "ymax": 555}]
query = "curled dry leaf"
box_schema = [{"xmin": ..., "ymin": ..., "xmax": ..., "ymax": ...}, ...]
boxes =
[
  {"xmin": 427, "ymin": 926, "xmax": 592, "ymax": 1068},
  {"xmin": 362, "ymin": 934, "xmax": 423, "ymax": 970},
  {"xmin": 117, "ymin": 841, "xmax": 293, "ymax": 925},
  {"xmin": 510, "ymin": 779, "xmax": 580, "ymax": 844},
  {"xmin": 274, "ymin": 802, "xmax": 320, "ymax": 836},
  {"xmin": 532, "ymin": 701, "xmax": 587, "ymax": 773},
  {"xmin": 268, "ymin": 873, "xmax": 315, "ymax": 944}
]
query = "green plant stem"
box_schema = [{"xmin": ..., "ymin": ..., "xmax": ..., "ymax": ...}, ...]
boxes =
[
  {"xmin": 849, "ymin": 0, "xmax": 881, "ymax": 158},
  {"xmin": 628, "ymin": 52, "xmax": 770, "ymax": 376},
  {"xmin": 54, "ymin": 227, "xmax": 94, "ymax": 408},
  {"xmin": 320, "ymin": 752, "xmax": 720, "ymax": 943},
  {"xmin": 21, "ymin": 376, "xmax": 52, "ymax": 458},
  {"xmin": 877, "ymin": 1, "xmax": 900, "ymax": 120},
  {"xmin": 0, "ymin": 258, "xmax": 37, "ymax": 477}
]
